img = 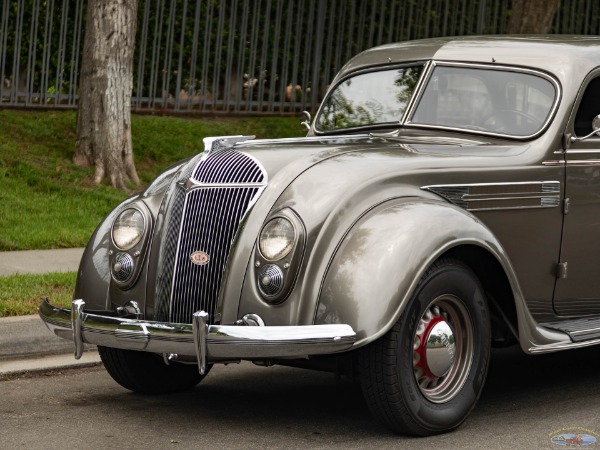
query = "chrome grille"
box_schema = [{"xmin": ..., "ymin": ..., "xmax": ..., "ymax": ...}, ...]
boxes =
[
  {"xmin": 192, "ymin": 150, "xmax": 265, "ymax": 184},
  {"xmin": 154, "ymin": 187, "xmax": 186, "ymax": 321},
  {"xmin": 155, "ymin": 149, "xmax": 266, "ymax": 324}
]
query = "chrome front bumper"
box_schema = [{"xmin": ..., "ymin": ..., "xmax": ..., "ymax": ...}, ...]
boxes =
[{"xmin": 39, "ymin": 299, "xmax": 356, "ymax": 374}]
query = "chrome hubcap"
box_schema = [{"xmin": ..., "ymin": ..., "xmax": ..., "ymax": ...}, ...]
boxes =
[
  {"xmin": 425, "ymin": 321, "xmax": 456, "ymax": 377},
  {"xmin": 412, "ymin": 295, "xmax": 473, "ymax": 403}
]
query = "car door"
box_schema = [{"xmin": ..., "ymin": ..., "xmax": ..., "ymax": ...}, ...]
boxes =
[{"xmin": 554, "ymin": 72, "xmax": 600, "ymax": 315}]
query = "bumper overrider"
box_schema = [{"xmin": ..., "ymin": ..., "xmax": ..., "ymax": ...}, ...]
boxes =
[{"xmin": 39, "ymin": 299, "xmax": 357, "ymax": 374}]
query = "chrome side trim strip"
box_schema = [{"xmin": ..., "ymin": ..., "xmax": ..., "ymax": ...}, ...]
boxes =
[
  {"xmin": 564, "ymin": 149, "xmax": 600, "ymax": 154},
  {"xmin": 543, "ymin": 158, "xmax": 600, "ymax": 166},
  {"xmin": 542, "ymin": 160, "xmax": 566, "ymax": 166},
  {"xmin": 423, "ymin": 181, "xmax": 561, "ymax": 188},
  {"xmin": 564, "ymin": 160, "xmax": 600, "ymax": 166},
  {"xmin": 40, "ymin": 300, "xmax": 357, "ymax": 361},
  {"xmin": 422, "ymin": 181, "xmax": 561, "ymax": 211},
  {"xmin": 528, "ymin": 337, "xmax": 600, "ymax": 354}
]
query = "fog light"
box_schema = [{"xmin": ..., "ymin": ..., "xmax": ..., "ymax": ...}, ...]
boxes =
[
  {"xmin": 112, "ymin": 252, "xmax": 134, "ymax": 283},
  {"xmin": 258, "ymin": 264, "xmax": 284, "ymax": 298}
]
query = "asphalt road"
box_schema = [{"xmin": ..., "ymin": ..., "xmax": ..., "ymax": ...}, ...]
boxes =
[{"xmin": 1, "ymin": 346, "xmax": 599, "ymax": 450}]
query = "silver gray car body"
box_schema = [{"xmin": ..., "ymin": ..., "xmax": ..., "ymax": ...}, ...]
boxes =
[{"xmin": 40, "ymin": 35, "xmax": 600, "ymax": 435}]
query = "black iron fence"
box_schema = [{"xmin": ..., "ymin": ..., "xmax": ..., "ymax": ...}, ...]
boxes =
[{"xmin": 1, "ymin": 0, "xmax": 599, "ymax": 115}]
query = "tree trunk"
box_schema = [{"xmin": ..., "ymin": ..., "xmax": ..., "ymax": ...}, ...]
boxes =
[
  {"xmin": 74, "ymin": 0, "xmax": 139, "ymax": 190},
  {"xmin": 507, "ymin": 0, "xmax": 561, "ymax": 34}
]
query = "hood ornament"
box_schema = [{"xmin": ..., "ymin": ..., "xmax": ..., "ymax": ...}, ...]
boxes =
[{"xmin": 177, "ymin": 177, "xmax": 201, "ymax": 192}]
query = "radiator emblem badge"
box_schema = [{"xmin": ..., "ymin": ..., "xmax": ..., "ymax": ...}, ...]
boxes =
[{"xmin": 190, "ymin": 251, "xmax": 210, "ymax": 266}]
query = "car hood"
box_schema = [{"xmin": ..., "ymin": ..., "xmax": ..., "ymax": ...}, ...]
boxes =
[{"xmin": 235, "ymin": 133, "xmax": 529, "ymax": 191}]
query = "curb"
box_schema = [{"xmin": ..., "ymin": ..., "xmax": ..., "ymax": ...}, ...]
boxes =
[
  {"xmin": 0, "ymin": 315, "xmax": 76, "ymax": 359},
  {"xmin": 0, "ymin": 248, "xmax": 90, "ymax": 373},
  {"xmin": 0, "ymin": 314, "xmax": 95, "ymax": 360},
  {"xmin": 0, "ymin": 351, "xmax": 102, "ymax": 377}
]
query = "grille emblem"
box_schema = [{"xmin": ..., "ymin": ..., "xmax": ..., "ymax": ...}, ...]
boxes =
[
  {"xmin": 177, "ymin": 177, "xmax": 199, "ymax": 192},
  {"xmin": 190, "ymin": 251, "xmax": 210, "ymax": 266}
]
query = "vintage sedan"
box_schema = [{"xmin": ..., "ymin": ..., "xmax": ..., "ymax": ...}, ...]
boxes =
[{"xmin": 40, "ymin": 36, "xmax": 600, "ymax": 436}]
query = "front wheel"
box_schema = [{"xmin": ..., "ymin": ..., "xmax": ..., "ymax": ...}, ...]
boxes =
[
  {"xmin": 359, "ymin": 258, "xmax": 491, "ymax": 436},
  {"xmin": 98, "ymin": 346, "xmax": 209, "ymax": 394}
]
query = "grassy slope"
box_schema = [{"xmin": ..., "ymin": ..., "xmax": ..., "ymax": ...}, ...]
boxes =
[
  {"xmin": 0, "ymin": 272, "xmax": 75, "ymax": 317},
  {"xmin": 0, "ymin": 110, "xmax": 303, "ymax": 316},
  {"xmin": 0, "ymin": 110, "xmax": 303, "ymax": 251}
]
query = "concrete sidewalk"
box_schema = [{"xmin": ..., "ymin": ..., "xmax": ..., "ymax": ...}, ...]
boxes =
[
  {"xmin": 0, "ymin": 248, "xmax": 100, "ymax": 375},
  {"xmin": 0, "ymin": 248, "xmax": 84, "ymax": 276}
]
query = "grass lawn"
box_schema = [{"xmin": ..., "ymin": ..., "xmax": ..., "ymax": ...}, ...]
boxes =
[
  {"xmin": 0, "ymin": 110, "xmax": 304, "ymax": 251},
  {"xmin": 0, "ymin": 272, "xmax": 75, "ymax": 317},
  {"xmin": 0, "ymin": 110, "xmax": 304, "ymax": 316}
]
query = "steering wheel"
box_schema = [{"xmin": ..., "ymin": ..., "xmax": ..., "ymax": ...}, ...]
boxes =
[{"xmin": 480, "ymin": 109, "xmax": 542, "ymax": 134}]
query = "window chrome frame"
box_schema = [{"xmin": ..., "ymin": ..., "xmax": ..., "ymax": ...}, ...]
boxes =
[
  {"xmin": 404, "ymin": 61, "xmax": 562, "ymax": 141},
  {"xmin": 312, "ymin": 60, "xmax": 431, "ymax": 135},
  {"xmin": 314, "ymin": 60, "xmax": 562, "ymax": 141}
]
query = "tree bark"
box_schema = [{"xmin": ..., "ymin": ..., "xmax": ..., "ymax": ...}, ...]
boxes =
[
  {"xmin": 74, "ymin": 0, "xmax": 139, "ymax": 190},
  {"xmin": 507, "ymin": 0, "xmax": 561, "ymax": 34}
]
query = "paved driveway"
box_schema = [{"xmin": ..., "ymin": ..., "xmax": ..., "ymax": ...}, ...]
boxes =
[{"xmin": 1, "ymin": 345, "xmax": 599, "ymax": 449}]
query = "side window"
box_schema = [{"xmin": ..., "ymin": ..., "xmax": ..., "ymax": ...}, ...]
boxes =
[
  {"xmin": 574, "ymin": 77, "xmax": 600, "ymax": 137},
  {"xmin": 411, "ymin": 66, "xmax": 556, "ymax": 137}
]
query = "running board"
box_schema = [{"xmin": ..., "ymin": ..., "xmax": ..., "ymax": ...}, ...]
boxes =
[{"xmin": 541, "ymin": 316, "xmax": 600, "ymax": 342}]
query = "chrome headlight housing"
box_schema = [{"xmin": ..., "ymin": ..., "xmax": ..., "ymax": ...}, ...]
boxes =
[
  {"xmin": 255, "ymin": 210, "xmax": 305, "ymax": 304},
  {"xmin": 109, "ymin": 204, "xmax": 151, "ymax": 289},
  {"xmin": 258, "ymin": 217, "xmax": 296, "ymax": 261},
  {"xmin": 112, "ymin": 208, "xmax": 146, "ymax": 250}
]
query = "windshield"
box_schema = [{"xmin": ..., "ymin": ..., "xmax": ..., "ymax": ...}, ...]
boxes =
[
  {"xmin": 315, "ymin": 65, "xmax": 424, "ymax": 131},
  {"xmin": 315, "ymin": 63, "xmax": 558, "ymax": 138}
]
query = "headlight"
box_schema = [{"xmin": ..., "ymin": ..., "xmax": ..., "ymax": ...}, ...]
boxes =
[
  {"xmin": 259, "ymin": 217, "xmax": 296, "ymax": 261},
  {"xmin": 112, "ymin": 208, "xmax": 145, "ymax": 250}
]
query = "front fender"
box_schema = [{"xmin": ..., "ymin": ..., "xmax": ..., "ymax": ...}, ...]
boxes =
[
  {"xmin": 316, "ymin": 198, "xmax": 514, "ymax": 347},
  {"xmin": 73, "ymin": 202, "xmax": 127, "ymax": 310},
  {"xmin": 73, "ymin": 159, "xmax": 190, "ymax": 311}
]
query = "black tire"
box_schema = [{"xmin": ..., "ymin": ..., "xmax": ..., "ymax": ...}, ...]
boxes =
[
  {"xmin": 98, "ymin": 346, "xmax": 209, "ymax": 394},
  {"xmin": 359, "ymin": 258, "xmax": 491, "ymax": 436}
]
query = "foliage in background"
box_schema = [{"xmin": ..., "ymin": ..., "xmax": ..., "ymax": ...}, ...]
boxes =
[
  {"xmin": 0, "ymin": 110, "xmax": 303, "ymax": 250},
  {"xmin": 2, "ymin": 0, "xmax": 600, "ymax": 114},
  {"xmin": 0, "ymin": 0, "xmax": 84, "ymax": 103}
]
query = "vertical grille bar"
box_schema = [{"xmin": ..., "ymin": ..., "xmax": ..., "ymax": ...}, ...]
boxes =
[{"xmin": 154, "ymin": 186, "xmax": 186, "ymax": 321}]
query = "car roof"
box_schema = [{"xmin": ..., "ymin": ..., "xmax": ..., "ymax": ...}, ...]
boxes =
[{"xmin": 337, "ymin": 35, "xmax": 600, "ymax": 85}]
